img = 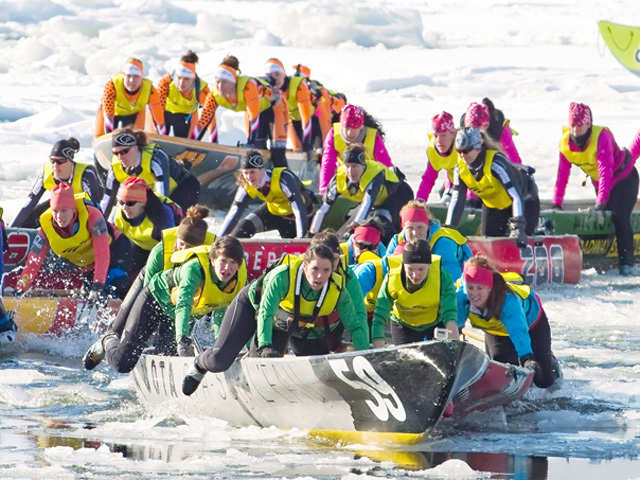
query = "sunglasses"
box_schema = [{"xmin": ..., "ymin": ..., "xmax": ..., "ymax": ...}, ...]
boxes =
[
  {"xmin": 118, "ymin": 200, "xmax": 139, "ymax": 207},
  {"xmin": 355, "ymin": 242, "xmax": 377, "ymax": 251},
  {"xmin": 112, "ymin": 147, "xmax": 132, "ymax": 156},
  {"xmin": 457, "ymin": 148, "xmax": 473, "ymax": 155},
  {"xmin": 50, "ymin": 157, "xmax": 69, "ymax": 165}
]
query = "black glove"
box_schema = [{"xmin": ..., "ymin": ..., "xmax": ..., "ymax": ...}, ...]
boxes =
[
  {"xmin": 177, "ymin": 336, "xmax": 195, "ymax": 357},
  {"xmin": 521, "ymin": 355, "xmax": 543, "ymax": 385},
  {"xmin": 508, "ymin": 216, "xmax": 527, "ymax": 248},
  {"xmin": 586, "ymin": 205, "xmax": 606, "ymax": 227},
  {"xmin": 551, "ymin": 203, "xmax": 562, "ymax": 211},
  {"xmin": 258, "ymin": 345, "xmax": 282, "ymax": 358}
]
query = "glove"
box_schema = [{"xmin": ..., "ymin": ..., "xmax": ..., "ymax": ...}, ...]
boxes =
[
  {"xmin": 551, "ymin": 203, "xmax": 562, "ymax": 210},
  {"xmin": 156, "ymin": 124, "xmax": 167, "ymax": 136},
  {"xmin": 586, "ymin": 204, "xmax": 606, "ymax": 227},
  {"xmin": 508, "ymin": 216, "xmax": 527, "ymax": 248},
  {"xmin": 177, "ymin": 336, "xmax": 195, "ymax": 357},
  {"xmin": 522, "ymin": 356, "xmax": 543, "ymax": 386},
  {"xmin": 258, "ymin": 345, "xmax": 282, "ymax": 358}
]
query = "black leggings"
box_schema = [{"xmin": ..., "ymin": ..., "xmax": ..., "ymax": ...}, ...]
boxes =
[
  {"xmin": 105, "ymin": 286, "xmax": 175, "ymax": 373},
  {"xmin": 390, "ymin": 321, "xmax": 435, "ymax": 345},
  {"xmin": 163, "ymin": 111, "xmax": 191, "ymax": 138},
  {"xmin": 108, "ymin": 269, "xmax": 145, "ymax": 337},
  {"xmin": 169, "ymin": 173, "xmax": 200, "ymax": 213},
  {"xmin": 197, "ymin": 286, "xmax": 257, "ymax": 373},
  {"xmin": 605, "ymin": 167, "xmax": 638, "ymax": 266},
  {"xmin": 292, "ymin": 116, "xmax": 323, "ymax": 154},
  {"xmin": 231, "ymin": 204, "xmax": 299, "ymax": 239},
  {"xmin": 483, "ymin": 310, "xmax": 556, "ymax": 388},
  {"xmin": 482, "ymin": 196, "xmax": 540, "ymax": 237}
]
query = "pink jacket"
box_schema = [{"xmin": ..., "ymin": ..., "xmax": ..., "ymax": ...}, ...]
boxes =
[
  {"xmin": 500, "ymin": 126, "xmax": 522, "ymax": 164},
  {"xmin": 318, "ymin": 130, "xmax": 393, "ymax": 194},
  {"xmin": 553, "ymin": 128, "xmax": 640, "ymax": 206}
]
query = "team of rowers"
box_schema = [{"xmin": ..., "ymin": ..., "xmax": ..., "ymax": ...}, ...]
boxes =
[{"xmin": 3, "ymin": 51, "xmax": 640, "ymax": 394}]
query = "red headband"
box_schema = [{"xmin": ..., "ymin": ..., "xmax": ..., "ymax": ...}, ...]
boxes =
[
  {"xmin": 353, "ymin": 225, "xmax": 381, "ymax": 245},
  {"xmin": 400, "ymin": 207, "xmax": 429, "ymax": 227},
  {"xmin": 463, "ymin": 262, "xmax": 494, "ymax": 288}
]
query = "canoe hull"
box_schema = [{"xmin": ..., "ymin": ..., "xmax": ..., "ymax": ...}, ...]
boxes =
[{"xmin": 131, "ymin": 340, "xmax": 533, "ymax": 435}]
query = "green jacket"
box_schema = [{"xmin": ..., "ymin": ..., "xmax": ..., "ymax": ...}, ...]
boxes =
[
  {"xmin": 148, "ymin": 259, "xmax": 229, "ymax": 342},
  {"xmin": 144, "ymin": 242, "xmax": 165, "ymax": 286},
  {"xmin": 371, "ymin": 267, "xmax": 457, "ymax": 340},
  {"xmin": 252, "ymin": 264, "xmax": 369, "ymax": 350}
]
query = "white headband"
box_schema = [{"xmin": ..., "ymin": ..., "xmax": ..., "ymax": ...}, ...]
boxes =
[
  {"xmin": 123, "ymin": 64, "xmax": 142, "ymax": 76},
  {"xmin": 265, "ymin": 62, "xmax": 284, "ymax": 74},
  {"xmin": 215, "ymin": 67, "xmax": 236, "ymax": 84},
  {"xmin": 174, "ymin": 64, "xmax": 195, "ymax": 79}
]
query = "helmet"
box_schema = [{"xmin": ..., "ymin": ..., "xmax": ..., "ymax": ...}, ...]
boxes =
[{"xmin": 455, "ymin": 127, "xmax": 483, "ymax": 151}]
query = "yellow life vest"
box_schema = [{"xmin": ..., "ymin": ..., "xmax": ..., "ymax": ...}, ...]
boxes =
[
  {"xmin": 213, "ymin": 76, "xmax": 270, "ymax": 113},
  {"xmin": 335, "ymin": 159, "xmax": 398, "ymax": 205},
  {"xmin": 39, "ymin": 194, "xmax": 110, "ymax": 267},
  {"xmin": 169, "ymin": 245, "xmax": 247, "ymax": 317},
  {"xmin": 278, "ymin": 257, "xmax": 342, "ymax": 327},
  {"xmin": 559, "ymin": 125, "xmax": 606, "ymax": 181},
  {"xmin": 457, "ymin": 150, "xmax": 513, "ymax": 209},
  {"xmin": 165, "ymin": 78, "xmax": 208, "ymax": 115},
  {"xmin": 111, "ymin": 143, "xmax": 177, "ymax": 194},
  {"xmin": 362, "ymin": 252, "xmax": 402, "ymax": 313},
  {"xmin": 467, "ymin": 272, "xmax": 531, "ymax": 336},
  {"xmin": 42, "ymin": 162, "xmax": 88, "ymax": 193},
  {"xmin": 113, "ymin": 194, "xmax": 175, "ymax": 251},
  {"xmin": 111, "ymin": 73, "xmax": 153, "ymax": 116},
  {"xmin": 244, "ymin": 167, "xmax": 296, "ymax": 216},
  {"xmin": 161, "ymin": 226, "xmax": 216, "ymax": 271},
  {"xmin": 287, "ymin": 76, "xmax": 314, "ymax": 121},
  {"xmin": 429, "ymin": 227, "xmax": 467, "ymax": 249},
  {"xmin": 332, "ymin": 123, "xmax": 377, "ymax": 163},
  {"xmin": 387, "ymin": 255, "xmax": 442, "ymax": 328},
  {"xmin": 426, "ymin": 133, "xmax": 458, "ymax": 182}
]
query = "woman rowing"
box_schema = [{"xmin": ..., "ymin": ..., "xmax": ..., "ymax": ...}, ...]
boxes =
[
  {"xmin": 445, "ymin": 127, "xmax": 539, "ymax": 247},
  {"xmin": 552, "ymin": 102, "xmax": 640, "ymax": 276},
  {"xmin": 83, "ymin": 205, "xmax": 216, "ymax": 370},
  {"xmin": 12, "ymin": 137, "xmax": 103, "ymax": 228},
  {"xmin": 457, "ymin": 255, "xmax": 560, "ymax": 388},
  {"xmin": 219, "ymin": 150, "xmax": 313, "ymax": 239},
  {"xmin": 371, "ymin": 239, "xmax": 458, "ymax": 348},
  {"xmin": 98, "ymin": 236, "xmax": 246, "ymax": 373},
  {"xmin": 101, "ymin": 128, "xmax": 199, "ymax": 217},
  {"xmin": 15, "ymin": 184, "xmax": 131, "ymax": 299},
  {"xmin": 319, "ymin": 104, "xmax": 393, "ymax": 194},
  {"xmin": 386, "ymin": 200, "xmax": 472, "ymax": 281},
  {"xmin": 310, "ymin": 144, "xmax": 413, "ymax": 243},
  {"xmin": 193, "ymin": 55, "xmax": 273, "ymax": 144},
  {"xmin": 181, "ymin": 243, "xmax": 370, "ymax": 396},
  {"xmin": 112, "ymin": 177, "xmax": 182, "ymax": 272}
]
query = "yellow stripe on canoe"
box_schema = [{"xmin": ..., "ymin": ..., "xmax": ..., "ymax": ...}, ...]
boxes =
[
  {"xmin": 307, "ymin": 429, "xmax": 426, "ymax": 447},
  {"xmin": 3, "ymin": 297, "xmax": 57, "ymax": 334}
]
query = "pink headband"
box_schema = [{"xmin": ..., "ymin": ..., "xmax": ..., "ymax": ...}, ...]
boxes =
[
  {"xmin": 463, "ymin": 263, "xmax": 494, "ymax": 288},
  {"xmin": 400, "ymin": 207, "xmax": 429, "ymax": 227},
  {"xmin": 353, "ymin": 225, "xmax": 380, "ymax": 245}
]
